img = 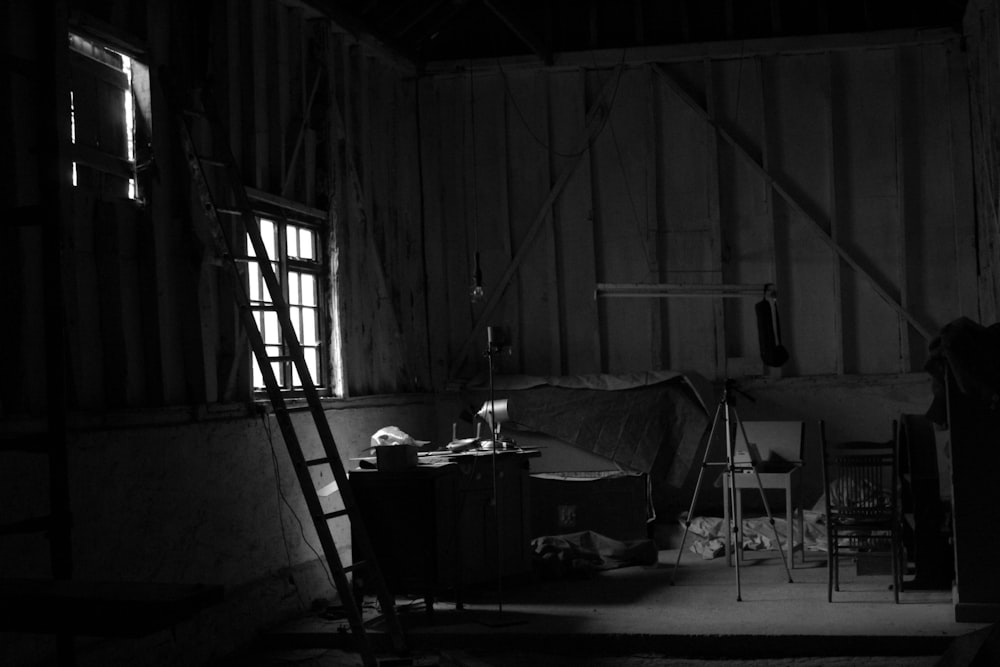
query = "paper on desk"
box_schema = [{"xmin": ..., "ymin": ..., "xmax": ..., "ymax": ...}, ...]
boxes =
[{"xmin": 368, "ymin": 426, "xmax": 429, "ymax": 452}]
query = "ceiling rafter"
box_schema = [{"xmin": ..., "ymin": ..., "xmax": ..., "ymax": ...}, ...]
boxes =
[{"xmin": 482, "ymin": 0, "xmax": 552, "ymax": 64}]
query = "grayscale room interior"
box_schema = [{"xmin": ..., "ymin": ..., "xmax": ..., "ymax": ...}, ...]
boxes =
[{"xmin": 4, "ymin": 0, "xmax": 1000, "ymax": 665}]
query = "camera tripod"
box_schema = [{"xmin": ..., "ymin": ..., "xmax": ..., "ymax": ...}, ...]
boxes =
[{"xmin": 670, "ymin": 379, "xmax": 793, "ymax": 600}]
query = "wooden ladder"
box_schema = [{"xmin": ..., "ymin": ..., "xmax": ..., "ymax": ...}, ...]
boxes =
[{"xmin": 160, "ymin": 68, "xmax": 406, "ymax": 666}]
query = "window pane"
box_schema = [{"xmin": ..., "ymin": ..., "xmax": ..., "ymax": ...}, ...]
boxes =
[
  {"xmin": 289, "ymin": 272, "xmax": 301, "ymax": 306},
  {"xmin": 299, "ymin": 227, "xmax": 315, "ymax": 260},
  {"xmin": 301, "ymin": 273, "xmax": 316, "ymax": 307},
  {"xmin": 302, "ymin": 307, "xmax": 317, "ymax": 345},
  {"xmin": 263, "ymin": 311, "xmax": 280, "ymax": 344},
  {"xmin": 248, "ymin": 262, "xmax": 261, "ymax": 302},
  {"xmin": 305, "ymin": 347, "xmax": 319, "ymax": 385},
  {"xmin": 253, "ymin": 359, "xmax": 264, "ymax": 388},
  {"xmin": 286, "ymin": 225, "xmax": 298, "ymax": 258},
  {"xmin": 290, "ymin": 306, "xmax": 301, "ymax": 338},
  {"xmin": 259, "ymin": 218, "xmax": 276, "ymax": 259}
]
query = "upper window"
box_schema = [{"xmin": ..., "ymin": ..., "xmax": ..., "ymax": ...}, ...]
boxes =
[
  {"xmin": 68, "ymin": 31, "xmax": 147, "ymax": 201},
  {"xmin": 246, "ymin": 197, "xmax": 327, "ymax": 393}
]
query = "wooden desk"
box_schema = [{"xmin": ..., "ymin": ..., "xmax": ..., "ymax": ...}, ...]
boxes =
[{"xmin": 348, "ymin": 449, "xmax": 535, "ymax": 610}]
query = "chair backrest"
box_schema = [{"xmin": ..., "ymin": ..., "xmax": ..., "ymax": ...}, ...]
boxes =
[
  {"xmin": 733, "ymin": 420, "xmax": 805, "ymax": 470},
  {"xmin": 821, "ymin": 439, "xmax": 898, "ymax": 521}
]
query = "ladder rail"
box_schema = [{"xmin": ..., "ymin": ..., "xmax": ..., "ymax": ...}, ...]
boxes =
[{"xmin": 163, "ymin": 68, "xmax": 407, "ymax": 661}]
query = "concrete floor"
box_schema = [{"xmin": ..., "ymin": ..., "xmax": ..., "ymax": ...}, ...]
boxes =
[{"xmin": 228, "ymin": 544, "xmax": 990, "ymax": 666}]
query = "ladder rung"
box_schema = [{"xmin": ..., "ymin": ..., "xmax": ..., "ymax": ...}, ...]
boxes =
[
  {"xmin": 215, "ymin": 207, "xmax": 244, "ymax": 216},
  {"xmin": 305, "ymin": 457, "xmax": 331, "ymax": 467},
  {"xmin": 323, "ymin": 508, "xmax": 350, "ymax": 520},
  {"xmin": 342, "ymin": 561, "xmax": 367, "ymax": 574},
  {"xmin": 267, "ymin": 355, "xmax": 294, "ymax": 362},
  {"xmin": 196, "ymin": 155, "xmax": 228, "ymax": 168}
]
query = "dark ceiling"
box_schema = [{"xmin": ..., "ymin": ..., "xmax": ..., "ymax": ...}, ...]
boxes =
[{"xmin": 311, "ymin": 0, "xmax": 970, "ymax": 65}]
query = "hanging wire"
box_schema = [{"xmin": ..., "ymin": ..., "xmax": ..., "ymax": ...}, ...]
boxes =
[
  {"xmin": 495, "ymin": 47, "xmax": 628, "ymax": 157},
  {"xmin": 261, "ymin": 411, "xmax": 338, "ymax": 597},
  {"xmin": 468, "ymin": 63, "xmax": 485, "ymax": 303}
]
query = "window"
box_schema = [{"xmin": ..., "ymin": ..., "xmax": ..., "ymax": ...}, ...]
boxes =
[
  {"xmin": 67, "ymin": 31, "xmax": 148, "ymax": 201},
  {"xmin": 246, "ymin": 198, "xmax": 327, "ymax": 393}
]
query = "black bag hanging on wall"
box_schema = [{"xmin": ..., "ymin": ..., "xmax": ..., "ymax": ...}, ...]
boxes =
[{"xmin": 755, "ymin": 287, "xmax": 789, "ymax": 367}]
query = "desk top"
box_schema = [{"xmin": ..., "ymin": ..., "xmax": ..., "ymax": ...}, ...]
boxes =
[{"xmin": 350, "ymin": 447, "xmax": 540, "ymax": 475}]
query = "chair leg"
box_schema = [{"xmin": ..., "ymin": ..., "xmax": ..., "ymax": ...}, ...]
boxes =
[
  {"xmin": 892, "ymin": 536, "xmax": 901, "ymax": 603},
  {"xmin": 827, "ymin": 539, "xmax": 834, "ymax": 602}
]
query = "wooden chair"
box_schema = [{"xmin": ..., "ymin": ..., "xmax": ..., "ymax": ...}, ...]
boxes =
[
  {"xmin": 820, "ymin": 425, "xmax": 903, "ymax": 603},
  {"xmin": 722, "ymin": 420, "xmax": 807, "ymax": 567}
]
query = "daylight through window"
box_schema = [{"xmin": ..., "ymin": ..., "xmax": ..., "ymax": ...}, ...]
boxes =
[{"xmin": 247, "ymin": 208, "xmax": 326, "ymax": 393}]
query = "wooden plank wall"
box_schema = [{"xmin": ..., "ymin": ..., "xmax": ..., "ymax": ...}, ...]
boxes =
[
  {"xmin": 419, "ymin": 33, "xmax": 980, "ymax": 387},
  {"xmin": 3, "ymin": 0, "xmax": 429, "ymax": 413},
  {"xmin": 966, "ymin": 0, "xmax": 1000, "ymax": 324}
]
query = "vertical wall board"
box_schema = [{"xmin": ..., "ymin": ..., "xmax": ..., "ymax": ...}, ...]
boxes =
[
  {"xmin": 14, "ymin": 230, "xmax": 45, "ymax": 412},
  {"xmin": 275, "ymin": 4, "xmax": 290, "ymax": 192},
  {"xmin": 67, "ymin": 190, "xmax": 104, "ymax": 409},
  {"xmin": 237, "ymin": 0, "xmax": 256, "ymax": 177},
  {"xmin": 147, "ymin": 0, "xmax": 186, "ymax": 404},
  {"xmin": 327, "ymin": 33, "xmax": 351, "ymax": 394},
  {"xmin": 352, "ymin": 53, "xmax": 374, "ymax": 245},
  {"xmin": 134, "ymin": 210, "xmax": 165, "ymax": 406},
  {"xmin": 824, "ymin": 52, "xmax": 846, "ymax": 374},
  {"xmin": 769, "ymin": 53, "xmax": 840, "ymax": 376},
  {"xmin": 702, "ymin": 60, "xmax": 727, "ymax": 376},
  {"xmin": 93, "ymin": 202, "xmax": 128, "ymax": 406},
  {"xmin": 589, "ymin": 65, "xmax": 658, "ymax": 374},
  {"xmin": 504, "ymin": 69, "xmax": 561, "ymax": 376},
  {"xmin": 417, "ymin": 76, "xmax": 451, "ymax": 389},
  {"xmin": 469, "ymin": 71, "xmax": 516, "ymax": 375},
  {"xmin": 333, "ymin": 39, "xmax": 370, "ymax": 394},
  {"xmin": 654, "ymin": 62, "xmax": 718, "ymax": 377},
  {"xmin": 224, "ymin": 0, "xmax": 243, "ymax": 175},
  {"xmin": 392, "ymin": 77, "xmax": 431, "ymax": 389},
  {"xmin": 114, "ymin": 202, "xmax": 147, "ymax": 405},
  {"xmin": 251, "ymin": 0, "xmax": 269, "ymax": 189},
  {"xmin": 438, "ymin": 76, "xmax": 474, "ymax": 378},
  {"xmin": 902, "ymin": 44, "xmax": 961, "ymax": 360},
  {"xmin": 947, "ymin": 41, "xmax": 980, "ymax": 326},
  {"xmin": 369, "ymin": 57, "xmax": 418, "ymax": 391},
  {"xmin": 836, "ymin": 48, "xmax": 904, "ymax": 374},
  {"xmin": 371, "ymin": 62, "xmax": 393, "ymax": 289},
  {"xmin": 714, "ymin": 57, "xmax": 774, "ymax": 368},
  {"xmin": 547, "ymin": 68, "xmax": 601, "ymax": 375}
]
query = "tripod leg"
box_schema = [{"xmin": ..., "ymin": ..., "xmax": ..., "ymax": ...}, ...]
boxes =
[
  {"xmin": 733, "ymin": 415, "xmax": 794, "ymax": 584},
  {"xmin": 727, "ymin": 465, "xmax": 743, "ymax": 601},
  {"xmin": 671, "ymin": 401, "xmax": 725, "ymax": 585}
]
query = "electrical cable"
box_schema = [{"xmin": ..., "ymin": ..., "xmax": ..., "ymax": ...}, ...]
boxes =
[{"xmin": 261, "ymin": 411, "xmax": 338, "ymax": 598}]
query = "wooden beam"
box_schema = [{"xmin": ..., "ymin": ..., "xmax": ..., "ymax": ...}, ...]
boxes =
[
  {"xmin": 423, "ymin": 27, "xmax": 960, "ymax": 74},
  {"xmin": 652, "ymin": 63, "xmax": 933, "ymax": 342},
  {"xmin": 281, "ymin": 68, "xmax": 323, "ymax": 198},
  {"xmin": 301, "ymin": 0, "xmax": 417, "ymax": 71},
  {"xmin": 596, "ymin": 283, "xmax": 777, "ymax": 298},
  {"xmin": 482, "ymin": 0, "xmax": 552, "ymax": 65},
  {"xmin": 446, "ymin": 66, "xmax": 623, "ymax": 380}
]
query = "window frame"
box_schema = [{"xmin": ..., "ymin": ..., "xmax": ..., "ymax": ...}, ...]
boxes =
[
  {"xmin": 66, "ymin": 28, "xmax": 148, "ymax": 203},
  {"xmin": 245, "ymin": 190, "xmax": 330, "ymax": 397}
]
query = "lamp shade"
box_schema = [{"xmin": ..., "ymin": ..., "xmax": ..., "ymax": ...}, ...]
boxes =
[{"xmin": 476, "ymin": 398, "xmax": 509, "ymax": 430}]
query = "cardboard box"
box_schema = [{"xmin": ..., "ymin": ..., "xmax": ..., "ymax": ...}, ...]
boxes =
[
  {"xmin": 375, "ymin": 444, "xmax": 418, "ymax": 471},
  {"xmin": 530, "ymin": 471, "xmax": 649, "ymax": 541}
]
